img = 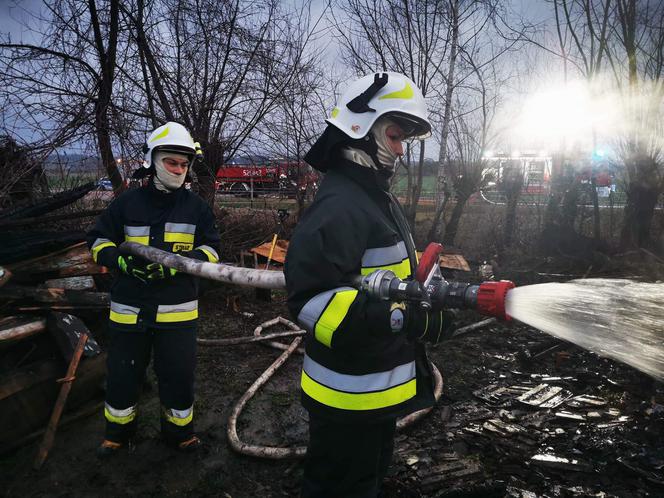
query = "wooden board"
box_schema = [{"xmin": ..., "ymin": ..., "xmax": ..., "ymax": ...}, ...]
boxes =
[
  {"xmin": 416, "ymin": 251, "xmax": 471, "ymax": 272},
  {"xmin": 7, "ymin": 242, "xmax": 107, "ymax": 279},
  {"xmin": 43, "ymin": 276, "xmax": 96, "ymax": 291},
  {"xmin": 249, "ymin": 239, "xmax": 289, "ymax": 265},
  {"xmin": 0, "ymin": 316, "xmax": 47, "ymax": 344}
]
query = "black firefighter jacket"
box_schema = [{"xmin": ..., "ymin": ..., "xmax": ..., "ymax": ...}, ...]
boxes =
[
  {"xmin": 87, "ymin": 182, "xmax": 220, "ymax": 330},
  {"xmin": 285, "ymin": 160, "xmax": 436, "ymax": 423}
]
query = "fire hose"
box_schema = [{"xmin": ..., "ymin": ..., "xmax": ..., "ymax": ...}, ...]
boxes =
[{"xmin": 120, "ymin": 242, "xmax": 514, "ymax": 459}]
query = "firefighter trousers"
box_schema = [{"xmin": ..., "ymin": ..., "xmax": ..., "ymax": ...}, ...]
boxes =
[
  {"xmin": 301, "ymin": 414, "xmax": 397, "ymax": 498},
  {"xmin": 103, "ymin": 323, "xmax": 197, "ymax": 445}
]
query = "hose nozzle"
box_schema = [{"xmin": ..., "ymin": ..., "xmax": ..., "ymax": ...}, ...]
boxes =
[{"xmin": 475, "ymin": 280, "xmax": 515, "ymax": 320}]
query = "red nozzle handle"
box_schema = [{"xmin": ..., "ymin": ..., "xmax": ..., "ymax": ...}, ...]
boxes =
[
  {"xmin": 476, "ymin": 280, "xmax": 516, "ymax": 321},
  {"xmin": 415, "ymin": 243, "xmax": 444, "ymax": 283}
]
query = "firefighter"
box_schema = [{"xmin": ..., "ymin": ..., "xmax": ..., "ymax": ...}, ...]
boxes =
[
  {"xmin": 285, "ymin": 72, "xmax": 450, "ymax": 497},
  {"xmin": 88, "ymin": 122, "xmax": 220, "ymax": 457}
]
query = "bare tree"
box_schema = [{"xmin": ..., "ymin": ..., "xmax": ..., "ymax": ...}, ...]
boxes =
[
  {"xmin": 0, "ymin": 0, "xmax": 124, "ymax": 193},
  {"xmin": 121, "ymin": 0, "xmax": 321, "ymax": 205},
  {"xmin": 259, "ymin": 59, "xmax": 329, "ymax": 217},
  {"xmin": 332, "ymin": 0, "xmax": 452, "ymax": 226},
  {"xmin": 545, "ymin": 0, "xmax": 664, "ymax": 250}
]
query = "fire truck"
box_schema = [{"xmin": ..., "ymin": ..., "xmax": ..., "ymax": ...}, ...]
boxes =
[{"xmin": 215, "ymin": 156, "xmax": 318, "ymax": 197}]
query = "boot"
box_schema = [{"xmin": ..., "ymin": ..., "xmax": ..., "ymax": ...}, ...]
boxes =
[{"xmin": 95, "ymin": 439, "xmax": 123, "ymax": 459}]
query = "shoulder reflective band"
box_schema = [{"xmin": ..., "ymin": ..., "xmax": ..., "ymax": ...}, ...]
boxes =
[
  {"xmin": 195, "ymin": 244, "xmax": 219, "ymax": 263},
  {"xmin": 164, "ymin": 222, "xmax": 196, "ymax": 244},
  {"xmin": 124, "ymin": 225, "xmax": 150, "ymax": 245},
  {"xmin": 91, "ymin": 237, "xmax": 116, "ymax": 263},
  {"xmin": 109, "ymin": 301, "xmax": 140, "ymax": 324},
  {"xmin": 104, "ymin": 403, "xmax": 136, "ymax": 424},
  {"xmin": 163, "ymin": 405, "xmax": 193, "ymax": 427},
  {"xmin": 156, "ymin": 300, "xmax": 198, "ymax": 323},
  {"xmin": 297, "ymin": 287, "xmax": 358, "ymax": 348},
  {"xmin": 301, "ymin": 354, "xmax": 417, "ymax": 410},
  {"xmin": 361, "ymin": 241, "xmax": 411, "ymax": 279}
]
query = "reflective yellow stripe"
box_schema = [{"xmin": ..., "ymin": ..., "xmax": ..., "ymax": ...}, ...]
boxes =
[
  {"xmin": 125, "ymin": 235, "xmax": 149, "ymax": 245},
  {"xmin": 109, "ymin": 310, "xmax": 138, "ymax": 324},
  {"xmin": 301, "ymin": 371, "xmax": 417, "ymax": 410},
  {"xmin": 91, "ymin": 242, "xmax": 116, "ymax": 263},
  {"xmin": 156, "ymin": 309, "xmax": 198, "ymax": 323},
  {"xmin": 378, "ymin": 82, "xmax": 414, "ymax": 101},
  {"xmin": 164, "ymin": 232, "xmax": 195, "ymax": 243},
  {"xmin": 150, "ymin": 125, "xmax": 170, "ymax": 142},
  {"xmin": 361, "ymin": 258, "xmax": 411, "ymax": 280},
  {"xmin": 164, "ymin": 408, "xmax": 193, "ymax": 427},
  {"xmin": 200, "ymin": 248, "xmax": 219, "ymax": 263},
  {"xmin": 314, "ymin": 289, "xmax": 358, "ymax": 347},
  {"xmin": 104, "ymin": 406, "xmax": 136, "ymax": 425}
]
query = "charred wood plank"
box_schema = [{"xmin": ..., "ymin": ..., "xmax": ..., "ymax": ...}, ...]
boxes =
[
  {"xmin": 0, "ymin": 317, "xmax": 46, "ymax": 343},
  {"xmin": 7, "ymin": 242, "xmax": 104, "ymax": 281},
  {"xmin": 0, "ymin": 284, "xmax": 109, "ymax": 307},
  {"xmin": 0, "ymin": 209, "xmax": 103, "ymax": 230},
  {"xmin": 0, "ymin": 231, "xmax": 86, "ymax": 265},
  {"xmin": 0, "ymin": 182, "xmax": 95, "ymax": 221}
]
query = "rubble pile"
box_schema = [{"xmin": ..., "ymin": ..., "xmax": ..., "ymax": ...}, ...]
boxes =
[
  {"xmin": 391, "ymin": 321, "xmax": 664, "ymax": 497},
  {"xmin": 0, "ymin": 185, "xmax": 108, "ymax": 455}
]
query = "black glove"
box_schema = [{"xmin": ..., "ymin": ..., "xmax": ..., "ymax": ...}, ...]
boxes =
[
  {"xmin": 391, "ymin": 302, "xmax": 452, "ymax": 344},
  {"xmin": 145, "ymin": 262, "xmax": 177, "ymax": 281},
  {"xmin": 117, "ymin": 255, "xmax": 148, "ymax": 283}
]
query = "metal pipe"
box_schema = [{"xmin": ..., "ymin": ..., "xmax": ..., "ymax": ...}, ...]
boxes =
[{"xmin": 120, "ymin": 242, "xmax": 286, "ymax": 289}]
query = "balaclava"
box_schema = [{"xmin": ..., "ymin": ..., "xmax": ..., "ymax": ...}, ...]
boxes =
[
  {"xmin": 153, "ymin": 150, "xmax": 189, "ymax": 192},
  {"xmin": 341, "ymin": 116, "xmax": 401, "ymax": 172}
]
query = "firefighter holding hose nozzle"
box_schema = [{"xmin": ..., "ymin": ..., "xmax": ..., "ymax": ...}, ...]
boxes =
[
  {"xmin": 285, "ymin": 72, "xmax": 455, "ymax": 498},
  {"xmin": 286, "ymin": 72, "xmax": 515, "ymax": 497}
]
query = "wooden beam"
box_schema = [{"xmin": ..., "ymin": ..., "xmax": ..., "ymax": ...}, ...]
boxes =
[{"xmin": 0, "ymin": 317, "xmax": 47, "ymax": 343}]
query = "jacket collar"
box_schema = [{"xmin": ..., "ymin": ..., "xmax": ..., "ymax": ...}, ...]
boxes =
[{"xmin": 335, "ymin": 158, "xmax": 392, "ymax": 195}]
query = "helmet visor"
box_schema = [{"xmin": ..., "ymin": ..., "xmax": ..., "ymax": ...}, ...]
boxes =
[{"xmin": 390, "ymin": 113, "xmax": 431, "ymax": 142}]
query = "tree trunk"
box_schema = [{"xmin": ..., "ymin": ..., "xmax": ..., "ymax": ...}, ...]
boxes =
[
  {"xmin": 407, "ymin": 141, "xmax": 426, "ymax": 227},
  {"xmin": 620, "ymin": 183, "xmax": 660, "ymax": 250},
  {"xmin": 194, "ymin": 141, "xmax": 223, "ymax": 207},
  {"xmin": 591, "ymin": 177, "xmax": 601, "ymax": 241},
  {"xmin": 430, "ymin": 0, "xmax": 459, "ymax": 240},
  {"xmin": 442, "ymin": 193, "xmax": 469, "ymax": 246},
  {"xmin": 503, "ymin": 194, "xmax": 519, "ymax": 247}
]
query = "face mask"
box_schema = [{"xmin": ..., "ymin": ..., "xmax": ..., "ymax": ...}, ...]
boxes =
[
  {"xmin": 153, "ymin": 151, "xmax": 189, "ymax": 192},
  {"xmin": 371, "ymin": 117, "xmax": 400, "ymax": 172}
]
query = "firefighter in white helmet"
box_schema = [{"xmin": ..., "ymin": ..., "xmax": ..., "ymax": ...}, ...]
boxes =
[
  {"xmin": 87, "ymin": 122, "xmax": 220, "ymax": 456},
  {"xmin": 285, "ymin": 73, "xmax": 450, "ymax": 497}
]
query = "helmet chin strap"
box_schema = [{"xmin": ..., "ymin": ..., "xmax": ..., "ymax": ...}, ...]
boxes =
[{"xmin": 153, "ymin": 151, "xmax": 188, "ymax": 192}]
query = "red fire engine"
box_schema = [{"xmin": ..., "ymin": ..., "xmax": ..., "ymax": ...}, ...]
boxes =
[{"xmin": 215, "ymin": 158, "xmax": 319, "ymax": 197}]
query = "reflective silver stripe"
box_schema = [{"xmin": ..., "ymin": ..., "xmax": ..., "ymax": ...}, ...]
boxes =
[
  {"xmin": 195, "ymin": 245, "xmax": 219, "ymax": 260},
  {"xmin": 157, "ymin": 300, "xmax": 198, "ymax": 313},
  {"xmin": 303, "ymin": 354, "xmax": 416, "ymax": 393},
  {"xmin": 110, "ymin": 301, "xmax": 140, "ymax": 315},
  {"xmin": 124, "ymin": 225, "xmax": 150, "ymax": 236},
  {"xmin": 105, "ymin": 403, "xmax": 136, "ymax": 418},
  {"xmin": 361, "ymin": 241, "xmax": 408, "ymax": 267},
  {"xmin": 92, "ymin": 237, "xmax": 113, "ymax": 249},
  {"xmin": 165, "ymin": 222, "xmax": 196, "ymax": 234},
  {"xmin": 297, "ymin": 287, "xmax": 354, "ymax": 333},
  {"xmin": 168, "ymin": 406, "xmax": 193, "ymax": 419}
]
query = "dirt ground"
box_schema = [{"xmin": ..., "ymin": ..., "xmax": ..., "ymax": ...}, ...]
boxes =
[{"xmin": 1, "ymin": 274, "xmax": 663, "ymax": 497}]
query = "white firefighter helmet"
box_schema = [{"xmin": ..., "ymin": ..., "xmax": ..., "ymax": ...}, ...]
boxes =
[
  {"xmin": 326, "ymin": 72, "xmax": 431, "ymax": 140},
  {"xmin": 142, "ymin": 122, "xmax": 196, "ymax": 169}
]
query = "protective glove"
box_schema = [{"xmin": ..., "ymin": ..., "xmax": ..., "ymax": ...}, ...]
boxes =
[
  {"xmin": 390, "ymin": 302, "xmax": 453, "ymax": 345},
  {"xmin": 145, "ymin": 262, "xmax": 177, "ymax": 281},
  {"xmin": 117, "ymin": 255, "xmax": 148, "ymax": 283}
]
